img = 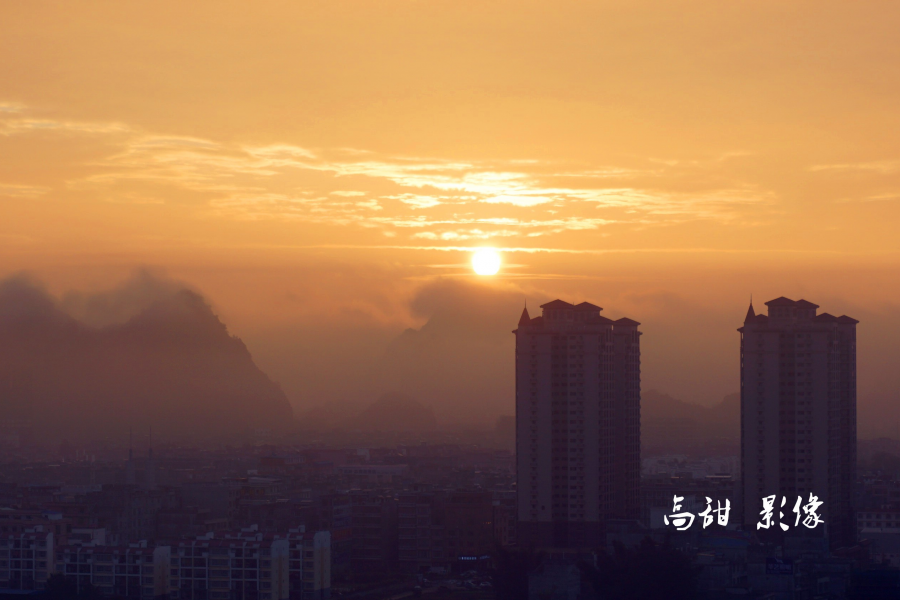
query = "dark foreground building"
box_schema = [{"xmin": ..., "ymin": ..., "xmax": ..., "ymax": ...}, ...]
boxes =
[
  {"xmin": 739, "ymin": 297, "xmax": 857, "ymax": 549},
  {"xmin": 514, "ymin": 300, "xmax": 641, "ymax": 549}
]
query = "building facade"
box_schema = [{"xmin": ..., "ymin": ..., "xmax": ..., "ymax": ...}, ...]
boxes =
[
  {"xmin": 301, "ymin": 493, "xmax": 350, "ymax": 580},
  {"xmin": 0, "ymin": 528, "xmax": 54, "ymax": 592},
  {"xmin": 280, "ymin": 529, "xmax": 331, "ymax": 600},
  {"xmin": 858, "ymin": 509, "xmax": 900, "ymax": 534},
  {"xmin": 169, "ymin": 526, "xmax": 330, "ymax": 600},
  {"xmin": 348, "ymin": 492, "xmax": 396, "ymax": 579},
  {"xmin": 57, "ymin": 542, "xmax": 170, "ymax": 599},
  {"xmin": 397, "ymin": 490, "xmax": 497, "ymax": 574},
  {"xmin": 169, "ymin": 535, "xmax": 289, "ymax": 600},
  {"xmin": 739, "ymin": 297, "xmax": 857, "ymax": 549},
  {"xmin": 514, "ymin": 300, "xmax": 642, "ymax": 549}
]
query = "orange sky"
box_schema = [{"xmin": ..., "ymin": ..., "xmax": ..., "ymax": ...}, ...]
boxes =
[{"xmin": 2, "ymin": 1, "xmax": 900, "ymax": 428}]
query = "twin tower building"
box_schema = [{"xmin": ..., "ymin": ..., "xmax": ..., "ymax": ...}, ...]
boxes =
[{"xmin": 514, "ymin": 297, "xmax": 857, "ymax": 550}]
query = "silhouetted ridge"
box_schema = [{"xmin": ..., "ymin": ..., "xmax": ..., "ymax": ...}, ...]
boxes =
[
  {"xmin": 0, "ymin": 275, "xmax": 81, "ymax": 333},
  {"xmin": 114, "ymin": 290, "xmax": 239, "ymax": 348},
  {"xmin": 0, "ymin": 276, "xmax": 293, "ymax": 442}
]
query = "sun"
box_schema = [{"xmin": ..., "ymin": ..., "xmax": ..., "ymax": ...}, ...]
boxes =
[{"xmin": 472, "ymin": 248, "xmax": 501, "ymax": 276}]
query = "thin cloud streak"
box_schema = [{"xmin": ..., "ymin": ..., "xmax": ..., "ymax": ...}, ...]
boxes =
[
  {"xmin": 0, "ymin": 183, "xmax": 51, "ymax": 198},
  {"xmin": 230, "ymin": 243, "xmax": 858, "ymax": 256},
  {"xmin": 810, "ymin": 161, "xmax": 900, "ymax": 174}
]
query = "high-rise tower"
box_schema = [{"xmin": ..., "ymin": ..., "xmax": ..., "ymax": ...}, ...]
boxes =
[
  {"xmin": 514, "ymin": 300, "xmax": 641, "ymax": 549},
  {"xmin": 739, "ymin": 297, "xmax": 857, "ymax": 549}
]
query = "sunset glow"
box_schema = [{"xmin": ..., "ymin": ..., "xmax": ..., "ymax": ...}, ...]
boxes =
[
  {"xmin": 472, "ymin": 248, "xmax": 501, "ymax": 276},
  {"xmin": 1, "ymin": 1, "xmax": 900, "ymax": 428}
]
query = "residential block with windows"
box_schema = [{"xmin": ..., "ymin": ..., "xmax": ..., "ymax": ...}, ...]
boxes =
[
  {"xmin": 739, "ymin": 297, "xmax": 857, "ymax": 549},
  {"xmin": 56, "ymin": 542, "xmax": 169, "ymax": 599},
  {"xmin": 0, "ymin": 528, "xmax": 54, "ymax": 591},
  {"xmin": 168, "ymin": 526, "xmax": 330, "ymax": 600},
  {"xmin": 514, "ymin": 300, "xmax": 641, "ymax": 549}
]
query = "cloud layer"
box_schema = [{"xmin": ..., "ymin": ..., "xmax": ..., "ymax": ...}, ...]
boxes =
[{"xmin": 0, "ymin": 103, "xmax": 780, "ymax": 248}]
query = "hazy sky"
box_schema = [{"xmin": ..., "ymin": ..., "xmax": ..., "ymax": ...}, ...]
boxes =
[{"xmin": 2, "ymin": 2, "xmax": 900, "ymax": 429}]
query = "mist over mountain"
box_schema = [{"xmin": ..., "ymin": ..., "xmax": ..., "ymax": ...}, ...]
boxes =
[
  {"xmin": 372, "ymin": 279, "xmax": 519, "ymax": 426},
  {"xmin": 3, "ymin": 270, "xmax": 895, "ymax": 443},
  {"xmin": 0, "ymin": 273, "xmax": 294, "ymax": 443},
  {"xmin": 279, "ymin": 279, "xmax": 746, "ymax": 433}
]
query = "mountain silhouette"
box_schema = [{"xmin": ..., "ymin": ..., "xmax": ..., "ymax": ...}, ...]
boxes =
[
  {"xmin": 344, "ymin": 392, "xmax": 438, "ymax": 432},
  {"xmin": 0, "ymin": 275, "xmax": 294, "ymax": 443},
  {"xmin": 371, "ymin": 279, "xmax": 518, "ymax": 426}
]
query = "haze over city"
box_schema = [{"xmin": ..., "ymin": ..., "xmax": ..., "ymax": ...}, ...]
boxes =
[{"xmin": 4, "ymin": 3, "xmax": 900, "ymax": 599}]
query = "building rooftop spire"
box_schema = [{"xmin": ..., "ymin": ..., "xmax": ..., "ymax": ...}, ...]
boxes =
[
  {"xmin": 518, "ymin": 304, "xmax": 531, "ymax": 326},
  {"xmin": 744, "ymin": 298, "xmax": 756, "ymax": 322}
]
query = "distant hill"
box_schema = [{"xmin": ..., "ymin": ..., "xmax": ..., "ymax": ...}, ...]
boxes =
[
  {"xmin": 345, "ymin": 392, "xmax": 438, "ymax": 432},
  {"xmin": 0, "ymin": 276, "xmax": 294, "ymax": 442},
  {"xmin": 641, "ymin": 390, "xmax": 740, "ymax": 456}
]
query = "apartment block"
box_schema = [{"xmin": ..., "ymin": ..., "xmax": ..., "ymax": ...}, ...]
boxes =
[
  {"xmin": 515, "ymin": 300, "xmax": 641, "ymax": 549},
  {"xmin": 739, "ymin": 297, "xmax": 857, "ymax": 549}
]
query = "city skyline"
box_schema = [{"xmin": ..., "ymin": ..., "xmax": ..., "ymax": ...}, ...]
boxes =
[{"xmin": 3, "ymin": 2, "xmax": 900, "ymax": 597}]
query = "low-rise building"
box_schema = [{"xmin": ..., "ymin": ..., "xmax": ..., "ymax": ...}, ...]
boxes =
[
  {"xmin": 169, "ymin": 526, "xmax": 330, "ymax": 600},
  {"xmin": 0, "ymin": 527, "xmax": 54, "ymax": 591},
  {"xmin": 858, "ymin": 508, "xmax": 900, "ymax": 533},
  {"xmin": 397, "ymin": 490, "xmax": 495, "ymax": 574},
  {"xmin": 169, "ymin": 531, "xmax": 289, "ymax": 600},
  {"xmin": 56, "ymin": 541, "xmax": 170, "ymax": 599},
  {"xmin": 278, "ymin": 529, "xmax": 330, "ymax": 600}
]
